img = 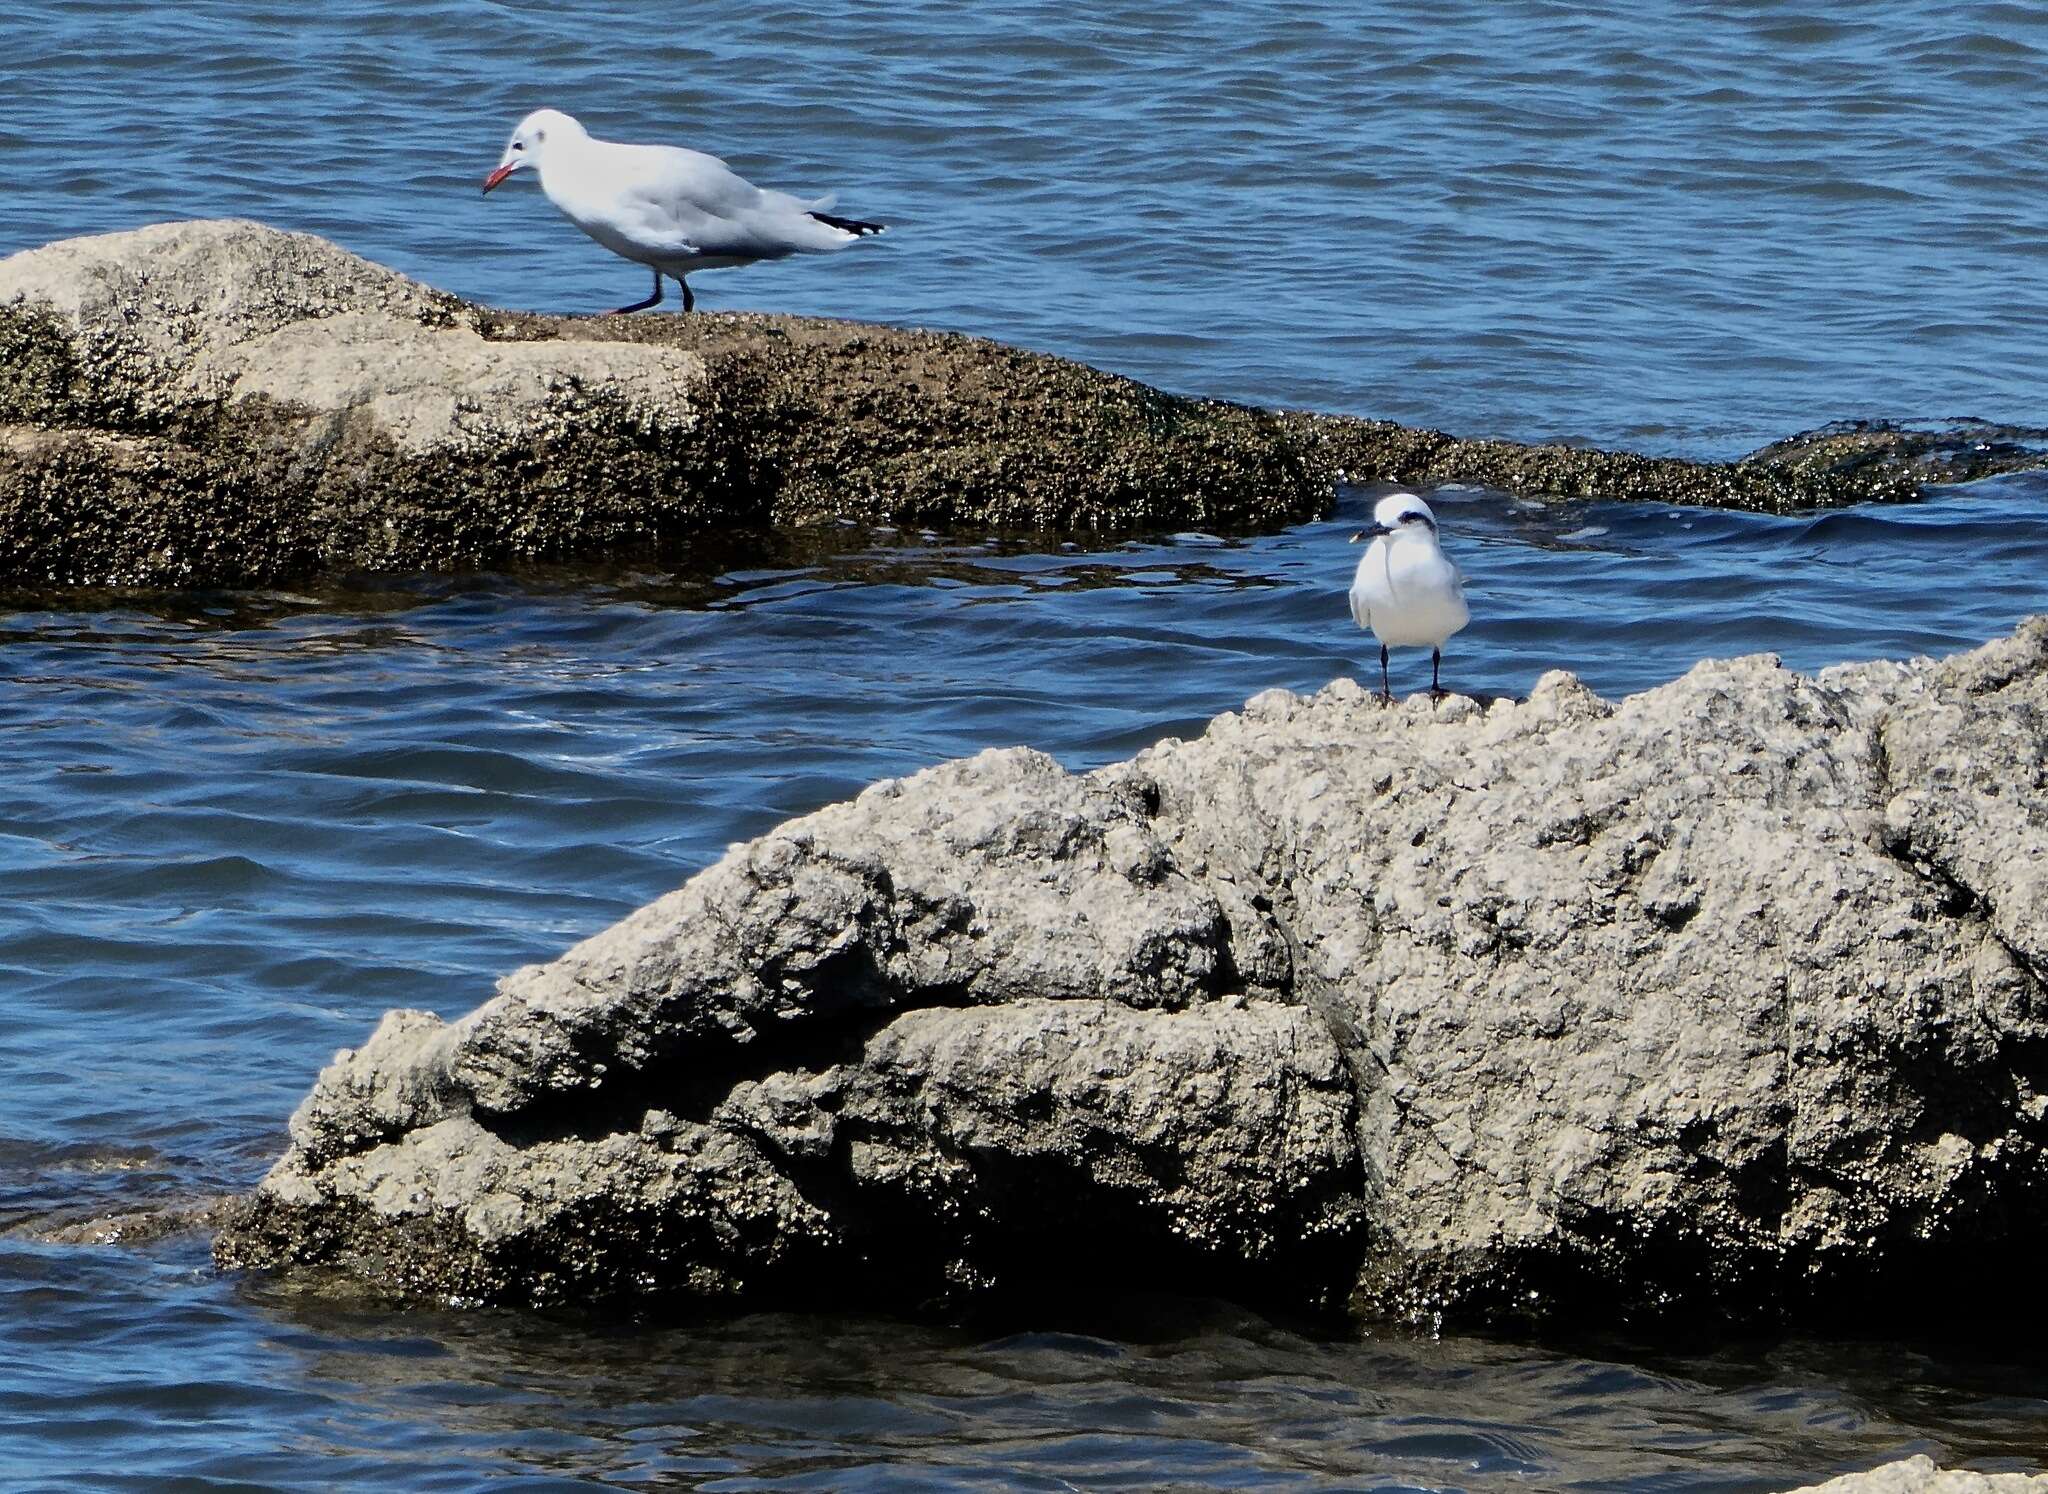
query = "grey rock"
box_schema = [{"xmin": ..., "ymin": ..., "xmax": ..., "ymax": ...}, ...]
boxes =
[
  {"xmin": 0, "ymin": 217, "xmax": 463, "ymax": 430},
  {"xmin": 216, "ymin": 620, "xmax": 2048, "ymax": 1327}
]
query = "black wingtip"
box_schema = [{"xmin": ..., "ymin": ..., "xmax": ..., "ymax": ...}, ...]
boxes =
[{"xmin": 810, "ymin": 210, "xmax": 887, "ymax": 236}]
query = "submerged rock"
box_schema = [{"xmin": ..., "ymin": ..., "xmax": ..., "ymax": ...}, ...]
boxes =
[
  {"xmin": 1284, "ymin": 406, "xmax": 2048, "ymax": 510},
  {"xmin": 217, "ymin": 620, "xmax": 2048, "ymax": 1329},
  {"xmin": 13, "ymin": 1197, "xmax": 232, "ymax": 1248},
  {"xmin": 6, "ymin": 220, "xmax": 2042, "ymax": 588}
]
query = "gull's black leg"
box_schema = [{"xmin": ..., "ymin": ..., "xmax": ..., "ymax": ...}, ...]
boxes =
[
  {"xmin": 611, "ymin": 268, "xmax": 664, "ymax": 314},
  {"xmin": 1380, "ymin": 644, "xmax": 1392, "ymax": 704},
  {"xmin": 1431, "ymin": 647, "xmax": 1445, "ymax": 702},
  {"xmin": 679, "ymin": 276, "xmax": 694, "ymax": 314}
]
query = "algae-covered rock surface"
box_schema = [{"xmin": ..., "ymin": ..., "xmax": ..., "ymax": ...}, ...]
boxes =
[
  {"xmin": 1288, "ymin": 412, "xmax": 2048, "ymax": 510},
  {"xmin": 216, "ymin": 619, "xmax": 2048, "ymax": 1329},
  {"xmin": 6, "ymin": 219, "xmax": 2044, "ymax": 587},
  {"xmin": 0, "ymin": 219, "xmax": 1320, "ymax": 585}
]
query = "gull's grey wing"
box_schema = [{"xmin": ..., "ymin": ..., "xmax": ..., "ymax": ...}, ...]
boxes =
[{"xmin": 618, "ymin": 142, "xmax": 847, "ymax": 260}]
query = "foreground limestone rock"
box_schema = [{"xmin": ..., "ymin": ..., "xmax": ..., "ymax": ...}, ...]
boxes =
[
  {"xmin": 1788, "ymin": 1458, "xmax": 2048, "ymax": 1494},
  {"xmin": 7, "ymin": 220, "xmax": 2044, "ymax": 587},
  {"xmin": 216, "ymin": 620, "xmax": 2048, "ymax": 1327}
]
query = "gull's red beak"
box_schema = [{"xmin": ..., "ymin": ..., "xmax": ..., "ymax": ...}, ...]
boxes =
[{"xmin": 482, "ymin": 163, "xmax": 517, "ymax": 195}]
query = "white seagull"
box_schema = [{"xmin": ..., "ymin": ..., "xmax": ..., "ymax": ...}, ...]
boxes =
[
  {"xmin": 1348, "ymin": 492, "xmax": 1470, "ymax": 701},
  {"xmin": 482, "ymin": 108, "xmax": 885, "ymax": 314}
]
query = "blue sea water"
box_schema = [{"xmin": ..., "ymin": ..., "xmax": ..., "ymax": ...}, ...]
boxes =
[
  {"xmin": 7, "ymin": 0, "xmax": 2048, "ymax": 455},
  {"xmin": 3, "ymin": 1, "xmax": 2048, "ymax": 1487}
]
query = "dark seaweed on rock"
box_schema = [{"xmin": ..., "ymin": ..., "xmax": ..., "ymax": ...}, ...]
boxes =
[
  {"xmin": 1283, "ymin": 413, "xmax": 2048, "ymax": 512},
  {"xmin": 5, "ymin": 220, "xmax": 2044, "ymax": 588}
]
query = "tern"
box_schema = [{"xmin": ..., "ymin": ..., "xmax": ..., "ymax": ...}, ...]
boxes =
[
  {"xmin": 482, "ymin": 108, "xmax": 885, "ymax": 314},
  {"xmin": 1348, "ymin": 492, "xmax": 1470, "ymax": 702}
]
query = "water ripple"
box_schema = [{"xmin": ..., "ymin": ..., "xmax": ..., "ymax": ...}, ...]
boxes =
[
  {"xmin": 1, "ymin": 478, "xmax": 2046, "ymax": 1480},
  {"xmin": 5, "ymin": 0, "xmax": 2048, "ymax": 1478},
  {"xmin": 7, "ymin": 1, "xmax": 2048, "ymax": 452}
]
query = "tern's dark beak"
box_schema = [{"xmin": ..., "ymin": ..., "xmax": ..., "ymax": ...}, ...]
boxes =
[
  {"xmin": 482, "ymin": 163, "xmax": 517, "ymax": 195},
  {"xmin": 1349, "ymin": 523, "xmax": 1393, "ymax": 543}
]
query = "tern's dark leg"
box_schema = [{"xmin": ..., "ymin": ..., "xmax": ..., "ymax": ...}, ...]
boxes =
[
  {"xmin": 678, "ymin": 276, "xmax": 694, "ymax": 314},
  {"xmin": 1431, "ymin": 647, "xmax": 1445, "ymax": 701},
  {"xmin": 1379, "ymin": 644, "xmax": 1392, "ymax": 704},
  {"xmin": 612, "ymin": 268, "xmax": 664, "ymax": 314}
]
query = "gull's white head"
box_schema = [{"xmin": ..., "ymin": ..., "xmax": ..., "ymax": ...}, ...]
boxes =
[
  {"xmin": 1351, "ymin": 492, "xmax": 1442, "ymax": 546},
  {"xmin": 482, "ymin": 109, "xmax": 585, "ymax": 194}
]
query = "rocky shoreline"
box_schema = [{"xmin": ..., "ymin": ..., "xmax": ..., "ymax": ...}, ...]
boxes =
[
  {"xmin": 12, "ymin": 221, "xmax": 2043, "ymax": 1480},
  {"xmin": 212, "ymin": 619, "xmax": 2048, "ymax": 1333},
  {"xmin": 5, "ymin": 219, "xmax": 2046, "ymax": 588}
]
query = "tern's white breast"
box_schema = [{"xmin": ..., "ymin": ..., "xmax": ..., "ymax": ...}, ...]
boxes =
[{"xmin": 1349, "ymin": 537, "xmax": 1469, "ymax": 648}]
